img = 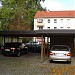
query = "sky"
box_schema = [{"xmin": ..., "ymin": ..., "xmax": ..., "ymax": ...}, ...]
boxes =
[
  {"xmin": 0, "ymin": 3, "xmax": 1, "ymax": 6},
  {"xmin": 0, "ymin": 4, "xmax": 2, "ymax": 7},
  {"xmin": 0, "ymin": 0, "xmax": 75, "ymax": 11},
  {"xmin": 40, "ymin": 0, "xmax": 75, "ymax": 11},
  {"xmin": 0, "ymin": 1, "xmax": 2, "ymax": 7}
]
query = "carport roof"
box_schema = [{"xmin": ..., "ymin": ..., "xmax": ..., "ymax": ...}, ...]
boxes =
[{"xmin": 0, "ymin": 29, "xmax": 75, "ymax": 37}]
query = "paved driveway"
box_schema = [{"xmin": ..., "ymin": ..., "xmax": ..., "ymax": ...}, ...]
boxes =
[{"xmin": 0, "ymin": 53, "xmax": 75, "ymax": 75}]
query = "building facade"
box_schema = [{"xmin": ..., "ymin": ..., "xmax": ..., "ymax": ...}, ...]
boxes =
[
  {"xmin": 34, "ymin": 11, "xmax": 75, "ymax": 30},
  {"xmin": 34, "ymin": 10, "xmax": 75, "ymax": 42}
]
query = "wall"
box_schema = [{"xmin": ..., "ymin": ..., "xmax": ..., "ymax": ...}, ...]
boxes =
[
  {"xmin": 44, "ymin": 18, "xmax": 75, "ymax": 29},
  {"xmin": 34, "ymin": 18, "xmax": 75, "ymax": 30},
  {"xmin": 3, "ymin": 37, "xmax": 22, "ymax": 43}
]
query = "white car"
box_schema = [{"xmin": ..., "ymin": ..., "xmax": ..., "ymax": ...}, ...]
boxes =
[{"xmin": 49, "ymin": 45, "xmax": 71, "ymax": 63}]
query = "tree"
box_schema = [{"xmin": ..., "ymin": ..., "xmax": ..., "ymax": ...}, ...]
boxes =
[{"xmin": 0, "ymin": 0, "xmax": 46, "ymax": 30}]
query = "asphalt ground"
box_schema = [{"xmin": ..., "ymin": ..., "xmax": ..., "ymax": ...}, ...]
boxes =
[{"xmin": 0, "ymin": 52, "xmax": 75, "ymax": 75}]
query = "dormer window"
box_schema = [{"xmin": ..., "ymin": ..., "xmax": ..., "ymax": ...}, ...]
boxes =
[{"xmin": 37, "ymin": 19, "xmax": 43, "ymax": 23}]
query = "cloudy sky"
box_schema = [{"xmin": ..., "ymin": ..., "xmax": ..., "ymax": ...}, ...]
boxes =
[
  {"xmin": 0, "ymin": 4, "xmax": 2, "ymax": 7},
  {"xmin": 40, "ymin": 0, "xmax": 75, "ymax": 11},
  {"xmin": 0, "ymin": 3, "xmax": 1, "ymax": 6},
  {"xmin": 0, "ymin": 0, "xmax": 75, "ymax": 10},
  {"xmin": 0, "ymin": 1, "xmax": 2, "ymax": 7}
]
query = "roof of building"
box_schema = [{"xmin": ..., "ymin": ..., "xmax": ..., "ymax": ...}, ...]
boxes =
[
  {"xmin": 0, "ymin": 29, "xmax": 75, "ymax": 37},
  {"xmin": 34, "ymin": 10, "xmax": 75, "ymax": 18}
]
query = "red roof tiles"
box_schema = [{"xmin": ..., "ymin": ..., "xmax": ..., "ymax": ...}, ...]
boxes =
[{"xmin": 34, "ymin": 10, "xmax": 75, "ymax": 18}]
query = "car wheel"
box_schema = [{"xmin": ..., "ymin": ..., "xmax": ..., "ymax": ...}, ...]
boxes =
[
  {"xmin": 17, "ymin": 51, "xmax": 21, "ymax": 57},
  {"xmin": 2, "ymin": 53, "xmax": 7, "ymax": 56},
  {"xmin": 67, "ymin": 61, "xmax": 71, "ymax": 64},
  {"xmin": 49, "ymin": 60, "xmax": 53, "ymax": 63},
  {"xmin": 26, "ymin": 49, "xmax": 28, "ymax": 54},
  {"xmin": 3, "ymin": 54, "xmax": 6, "ymax": 56}
]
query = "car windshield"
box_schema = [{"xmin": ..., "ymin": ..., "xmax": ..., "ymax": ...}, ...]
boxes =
[
  {"xmin": 27, "ymin": 42, "xmax": 39, "ymax": 45},
  {"xmin": 51, "ymin": 45, "xmax": 69, "ymax": 51}
]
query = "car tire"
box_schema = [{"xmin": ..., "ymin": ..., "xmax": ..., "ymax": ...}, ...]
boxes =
[
  {"xmin": 3, "ymin": 53, "xmax": 7, "ymax": 56},
  {"xmin": 17, "ymin": 51, "xmax": 21, "ymax": 57},
  {"xmin": 49, "ymin": 60, "xmax": 53, "ymax": 63},
  {"xmin": 26, "ymin": 50, "xmax": 28, "ymax": 54},
  {"xmin": 68, "ymin": 61, "xmax": 71, "ymax": 64}
]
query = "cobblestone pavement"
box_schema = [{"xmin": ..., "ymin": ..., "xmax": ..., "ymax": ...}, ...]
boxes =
[{"xmin": 0, "ymin": 53, "xmax": 75, "ymax": 75}]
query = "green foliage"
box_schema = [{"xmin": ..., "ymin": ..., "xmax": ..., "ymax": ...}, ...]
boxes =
[
  {"xmin": 0, "ymin": 37, "xmax": 3, "ymax": 43},
  {"xmin": 0, "ymin": 0, "xmax": 46, "ymax": 30}
]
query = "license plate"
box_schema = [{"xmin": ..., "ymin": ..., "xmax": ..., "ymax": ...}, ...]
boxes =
[
  {"xmin": 56, "ymin": 53, "xmax": 64, "ymax": 56},
  {"xmin": 5, "ymin": 49, "xmax": 10, "ymax": 51}
]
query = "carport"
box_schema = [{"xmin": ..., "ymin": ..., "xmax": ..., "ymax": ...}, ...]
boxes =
[{"xmin": 0, "ymin": 29, "xmax": 75, "ymax": 62}]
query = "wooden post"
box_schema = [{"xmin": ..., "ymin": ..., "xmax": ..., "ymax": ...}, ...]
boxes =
[
  {"xmin": 43, "ymin": 37, "xmax": 45, "ymax": 59},
  {"xmin": 17, "ymin": 37, "xmax": 19, "ymax": 42},
  {"xmin": 4, "ymin": 37, "xmax": 5, "ymax": 43},
  {"xmin": 47, "ymin": 37, "xmax": 50, "ymax": 57},
  {"xmin": 11, "ymin": 37, "xmax": 13, "ymax": 42},
  {"xmin": 41, "ymin": 36, "xmax": 44, "ymax": 62},
  {"xmin": 47, "ymin": 37, "xmax": 49, "ymax": 57}
]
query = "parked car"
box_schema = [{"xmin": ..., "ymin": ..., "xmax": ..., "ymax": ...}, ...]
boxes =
[
  {"xmin": 49, "ymin": 45, "xmax": 71, "ymax": 63},
  {"xmin": 25, "ymin": 41, "xmax": 41, "ymax": 53},
  {"xmin": 0, "ymin": 43, "xmax": 3, "ymax": 50},
  {"xmin": 1, "ymin": 42, "xmax": 28, "ymax": 57}
]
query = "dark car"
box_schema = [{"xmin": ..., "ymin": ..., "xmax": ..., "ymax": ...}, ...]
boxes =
[
  {"xmin": 1, "ymin": 42, "xmax": 28, "ymax": 57},
  {"xmin": 26, "ymin": 41, "xmax": 41, "ymax": 53},
  {"xmin": 0, "ymin": 43, "xmax": 3, "ymax": 50}
]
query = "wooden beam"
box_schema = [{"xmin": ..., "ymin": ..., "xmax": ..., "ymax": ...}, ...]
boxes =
[
  {"xmin": 41, "ymin": 36, "xmax": 44, "ymax": 62},
  {"xmin": 4, "ymin": 37, "xmax": 5, "ymax": 43},
  {"xmin": 47, "ymin": 37, "xmax": 49, "ymax": 57},
  {"xmin": 43, "ymin": 37, "xmax": 45, "ymax": 59},
  {"xmin": 47, "ymin": 37, "xmax": 50, "ymax": 57}
]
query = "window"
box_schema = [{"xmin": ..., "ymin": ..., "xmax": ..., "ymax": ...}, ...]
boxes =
[
  {"xmin": 67, "ymin": 27, "xmax": 70, "ymax": 29},
  {"xmin": 61, "ymin": 19, "xmax": 63, "ymax": 20},
  {"xmin": 67, "ymin": 19, "xmax": 70, "ymax": 20},
  {"xmin": 48, "ymin": 19, "xmax": 50, "ymax": 23},
  {"xmin": 54, "ymin": 19, "xmax": 57, "ymax": 23},
  {"xmin": 60, "ymin": 19, "xmax": 63, "ymax": 23},
  {"xmin": 67, "ymin": 19, "xmax": 70, "ymax": 23},
  {"xmin": 37, "ymin": 19, "xmax": 43, "ymax": 23},
  {"xmin": 37, "ymin": 26, "xmax": 43, "ymax": 30},
  {"xmin": 47, "ymin": 27, "xmax": 50, "ymax": 29},
  {"xmin": 54, "ymin": 27, "xmax": 57, "ymax": 29},
  {"xmin": 60, "ymin": 27, "xmax": 63, "ymax": 28}
]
